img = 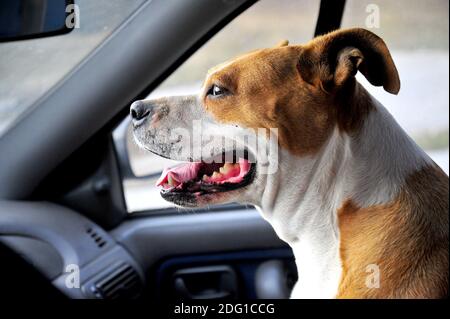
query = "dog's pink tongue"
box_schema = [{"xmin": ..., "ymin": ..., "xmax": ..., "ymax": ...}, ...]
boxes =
[{"xmin": 156, "ymin": 162, "xmax": 201, "ymax": 188}]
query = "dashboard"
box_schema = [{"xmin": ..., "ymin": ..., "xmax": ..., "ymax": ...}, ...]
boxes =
[{"xmin": 0, "ymin": 200, "xmax": 144, "ymax": 299}]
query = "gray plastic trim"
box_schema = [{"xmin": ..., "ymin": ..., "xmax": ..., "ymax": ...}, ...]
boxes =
[
  {"xmin": 0, "ymin": 202, "xmax": 288, "ymax": 299},
  {"xmin": 111, "ymin": 208, "xmax": 288, "ymax": 271},
  {"xmin": 0, "ymin": 200, "xmax": 114, "ymax": 268},
  {"xmin": 0, "ymin": 200, "xmax": 144, "ymax": 298},
  {"xmin": 53, "ymin": 245, "xmax": 144, "ymax": 299},
  {"xmin": 0, "ymin": 235, "xmax": 63, "ymax": 280}
]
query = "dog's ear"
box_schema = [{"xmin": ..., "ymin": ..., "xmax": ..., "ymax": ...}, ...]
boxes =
[{"xmin": 297, "ymin": 28, "xmax": 400, "ymax": 94}]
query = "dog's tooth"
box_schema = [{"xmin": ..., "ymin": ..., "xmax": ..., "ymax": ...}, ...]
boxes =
[
  {"xmin": 219, "ymin": 163, "xmax": 236, "ymax": 176},
  {"xmin": 223, "ymin": 163, "xmax": 234, "ymax": 173},
  {"xmin": 211, "ymin": 172, "xmax": 223, "ymax": 180},
  {"xmin": 168, "ymin": 175, "xmax": 178, "ymax": 187},
  {"xmin": 202, "ymin": 174, "xmax": 209, "ymax": 181}
]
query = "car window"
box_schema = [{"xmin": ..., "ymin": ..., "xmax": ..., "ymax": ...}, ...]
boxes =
[
  {"xmin": 119, "ymin": 0, "xmax": 449, "ymax": 213},
  {"xmin": 0, "ymin": 0, "xmax": 146, "ymax": 135}
]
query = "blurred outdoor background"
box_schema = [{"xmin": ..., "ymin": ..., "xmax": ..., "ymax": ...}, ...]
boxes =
[{"xmin": 123, "ymin": 0, "xmax": 449, "ymax": 212}]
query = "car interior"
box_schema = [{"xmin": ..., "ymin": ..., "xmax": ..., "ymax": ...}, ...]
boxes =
[{"xmin": 0, "ymin": 0, "xmax": 447, "ymax": 301}]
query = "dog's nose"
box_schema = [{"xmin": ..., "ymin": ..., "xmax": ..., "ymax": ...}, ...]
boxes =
[{"xmin": 130, "ymin": 101, "xmax": 150, "ymax": 122}]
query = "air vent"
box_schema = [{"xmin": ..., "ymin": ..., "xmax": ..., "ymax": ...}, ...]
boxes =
[
  {"xmin": 90, "ymin": 263, "xmax": 142, "ymax": 299},
  {"xmin": 86, "ymin": 227, "xmax": 107, "ymax": 248}
]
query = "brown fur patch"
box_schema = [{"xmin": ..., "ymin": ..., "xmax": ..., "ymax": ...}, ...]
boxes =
[
  {"xmin": 201, "ymin": 28, "xmax": 399, "ymax": 156},
  {"xmin": 335, "ymin": 82, "xmax": 374, "ymax": 133},
  {"xmin": 337, "ymin": 165, "xmax": 449, "ymax": 298},
  {"xmin": 203, "ymin": 46, "xmax": 336, "ymax": 156}
]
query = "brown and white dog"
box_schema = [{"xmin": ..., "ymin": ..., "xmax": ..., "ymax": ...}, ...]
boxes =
[{"xmin": 131, "ymin": 28, "xmax": 449, "ymax": 298}]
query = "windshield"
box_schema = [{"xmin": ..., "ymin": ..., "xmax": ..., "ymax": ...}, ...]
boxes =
[{"xmin": 0, "ymin": 0, "xmax": 145, "ymax": 136}]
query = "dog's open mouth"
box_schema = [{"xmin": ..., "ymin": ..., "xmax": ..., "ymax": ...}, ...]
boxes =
[{"xmin": 156, "ymin": 151, "xmax": 256, "ymax": 202}]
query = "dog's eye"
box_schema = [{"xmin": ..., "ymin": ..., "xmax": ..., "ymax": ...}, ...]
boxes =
[{"xmin": 207, "ymin": 85, "xmax": 227, "ymax": 98}]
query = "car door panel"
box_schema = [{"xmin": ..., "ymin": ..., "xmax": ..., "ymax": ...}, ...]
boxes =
[{"xmin": 111, "ymin": 208, "xmax": 295, "ymax": 299}]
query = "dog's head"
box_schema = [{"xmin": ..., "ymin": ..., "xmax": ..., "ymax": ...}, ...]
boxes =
[{"xmin": 131, "ymin": 28, "xmax": 400, "ymax": 207}]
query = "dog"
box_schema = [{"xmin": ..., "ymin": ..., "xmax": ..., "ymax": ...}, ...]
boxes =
[{"xmin": 131, "ymin": 28, "xmax": 449, "ymax": 298}]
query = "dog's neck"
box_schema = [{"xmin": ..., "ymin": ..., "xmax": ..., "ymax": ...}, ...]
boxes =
[{"xmin": 254, "ymin": 84, "xmax": 431, "ymax": 298}]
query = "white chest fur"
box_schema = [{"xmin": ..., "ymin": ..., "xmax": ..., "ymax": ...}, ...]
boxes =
[{"xmin": 255, "ymin": 95, "xmax": 432, "ymax": 299}]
